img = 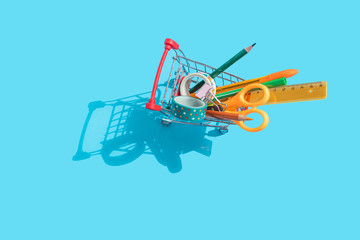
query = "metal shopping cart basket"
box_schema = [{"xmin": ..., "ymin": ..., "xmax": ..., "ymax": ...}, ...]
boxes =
[{"xmin": 145, "ymin": 38, "xmax": 248, "ymax": 134}]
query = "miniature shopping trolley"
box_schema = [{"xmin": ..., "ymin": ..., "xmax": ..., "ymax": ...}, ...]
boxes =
[{"xmin": 146, "ymin": 38, "xmax": 269, "ymax": 133}]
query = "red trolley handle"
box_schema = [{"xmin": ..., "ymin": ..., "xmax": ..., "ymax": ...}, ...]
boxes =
[{"xmin": 146, "ymin": 38, "xmax": 179, "ymax": 111}]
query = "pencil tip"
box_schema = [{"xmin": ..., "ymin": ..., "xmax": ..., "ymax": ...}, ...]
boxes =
[{"xmin": 245, "ymin": 43, "xmax": 256, "ymax": 52}]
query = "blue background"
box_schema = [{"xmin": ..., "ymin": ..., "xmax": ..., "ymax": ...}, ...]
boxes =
[{"xmin": 1, "ymin": 0, "xmax": 359, "ymax": 239}]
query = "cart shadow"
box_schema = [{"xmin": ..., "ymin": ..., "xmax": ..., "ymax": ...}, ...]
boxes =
[{"xmin": 73, "ymin": 90, "xmax": 221, "ymax": 173}]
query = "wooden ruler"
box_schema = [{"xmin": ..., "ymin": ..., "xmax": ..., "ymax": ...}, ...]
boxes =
[{"xmin": 247, "ymin": 81, "xmax": 327, "ymax": 105}]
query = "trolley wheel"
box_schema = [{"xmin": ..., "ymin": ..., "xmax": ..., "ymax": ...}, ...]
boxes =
[
  {"xmin": 219, "ymin": 128, "xmax": 228, "ymax": 134},
  {"xmin": 162, "ymin": 118, "xmax": 172, "ymax": 126}
]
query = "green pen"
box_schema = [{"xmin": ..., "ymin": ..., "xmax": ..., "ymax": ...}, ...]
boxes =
[{"xmin": 214, "ymin": 77, "xmax": 287, "ymax": 100}]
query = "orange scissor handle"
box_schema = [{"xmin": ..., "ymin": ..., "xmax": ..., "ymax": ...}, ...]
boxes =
[
  {"xmin": 222, "ymin": 83, "xmax": 270, "ymax": 109},
  {"xmin": 236, "ymin": 108, "xmax": 269, "ymax": 132},
  {"xmin": 235, "ymin": 83, "xmax": 270, "ymax": 132},
  {"xmin": 239, "ymin": 83, "xmax": 270, "ymax": 107}
]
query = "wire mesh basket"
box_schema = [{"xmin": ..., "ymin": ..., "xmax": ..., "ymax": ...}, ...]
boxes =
[{"xmin": 157, "ymin": 51, "xmax": 247, "ymax": 133}]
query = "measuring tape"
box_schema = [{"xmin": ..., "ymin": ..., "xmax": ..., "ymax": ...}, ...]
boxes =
[{"xmin": 246, "ymin": 81, "xmax": 327, "ymax": 105}]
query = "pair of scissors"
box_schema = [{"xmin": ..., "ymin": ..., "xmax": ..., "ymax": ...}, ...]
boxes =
[{"xmin": 221, "ymin": 83, "xmax": 270, "ymax": 132}]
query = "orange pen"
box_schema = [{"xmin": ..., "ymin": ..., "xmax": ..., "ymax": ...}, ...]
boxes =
[{"xmin": 216, "ymin": 69, "xmax": 299, "ymax": 94}]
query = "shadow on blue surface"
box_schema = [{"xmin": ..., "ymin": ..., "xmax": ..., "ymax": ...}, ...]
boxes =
[{"xmin": 73, "ymin": 89, "xmax": 221, "ymax": 173}]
